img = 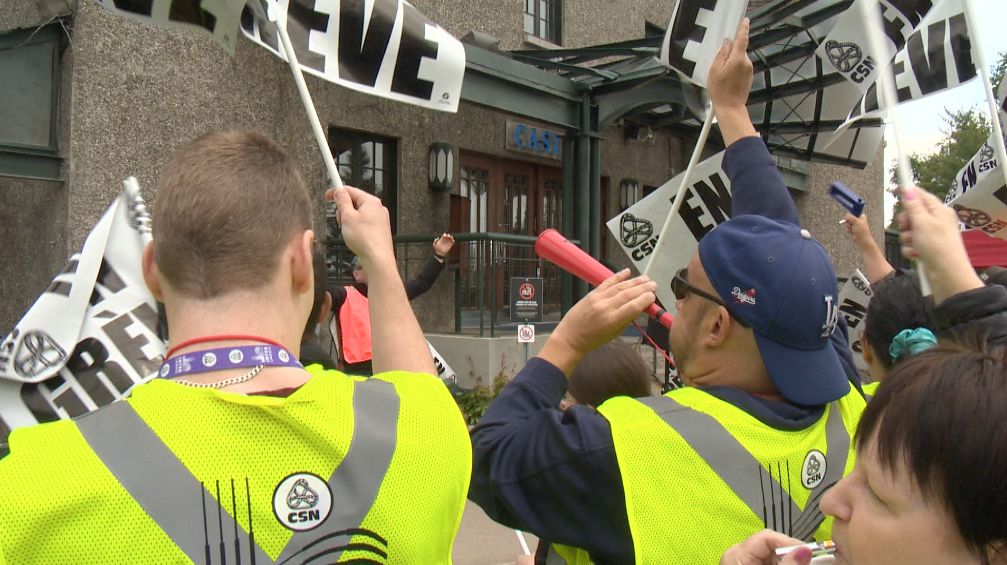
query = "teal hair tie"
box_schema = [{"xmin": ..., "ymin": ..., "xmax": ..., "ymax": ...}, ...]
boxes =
[{"xmin": 889, "ymin": 328, "xmax": 938, "ymax": 361}]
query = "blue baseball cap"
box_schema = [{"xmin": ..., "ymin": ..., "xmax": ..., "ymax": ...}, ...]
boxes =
[{"xmin": 698, "ymin": 215, "xmax": 849, "ymax": 406}]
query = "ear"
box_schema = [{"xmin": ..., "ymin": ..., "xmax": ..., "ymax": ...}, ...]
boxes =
[
  {"xmin": 142, "ymin": 242, "xmax": 164, "ymax": 301},
  {"xmin": 700, "ymin": 306, "xmax": 732, "ymax": 348},
  {"xmin": 291, "ymin": 230, "xmax": 315, "ymax": 295},
  {"xmin": 318, "ymin": 291, "xmax": 333, "ymax": 325}
]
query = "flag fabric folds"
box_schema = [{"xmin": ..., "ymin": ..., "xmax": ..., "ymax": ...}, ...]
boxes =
[
  {"xmin": 0, "ymin": 181, "xmax": 163, "ymax": 441},
  {"xmin": 89, "ymin": 0, "xmax": 467, "ymax": 113}
]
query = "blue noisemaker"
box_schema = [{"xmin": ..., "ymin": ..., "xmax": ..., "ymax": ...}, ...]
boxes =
[{"xmin": 829, "ymin": 181, "xmax": 865, "ymax": 217}]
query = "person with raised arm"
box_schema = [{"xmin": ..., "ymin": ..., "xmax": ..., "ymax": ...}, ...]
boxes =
[{"xmin": 0, "ymin": 131, "xmax": 471, "ymax": 563}]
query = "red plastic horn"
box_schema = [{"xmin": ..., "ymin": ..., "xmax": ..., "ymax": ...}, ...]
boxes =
[{"xmin": 535, "ymin": 228, "xmax": 673, "ymax": 329}]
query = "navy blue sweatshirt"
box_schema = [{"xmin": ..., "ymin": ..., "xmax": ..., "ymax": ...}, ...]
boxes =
[{"xmin": 468, "ymin": 136, "xmax": 861, "ymax": 564}]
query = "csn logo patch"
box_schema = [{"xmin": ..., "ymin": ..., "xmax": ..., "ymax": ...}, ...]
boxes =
[
  {"xmin": 801, "ymin": 450, "xmax": 827, "ymax": 489},
  {"xmin": 273, "ymin": 472, "xmax": 332, "ymax": 531}
]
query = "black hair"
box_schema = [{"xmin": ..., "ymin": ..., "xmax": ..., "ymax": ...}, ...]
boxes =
[
  {"xmin": 863, "ymin": 272, "xmax": 933, "ymax": 367},
  {"xmin": 569, "ymin": 342, "xmax": 654, "ymax": 407},
  {"xmin": 856, "ymin": 339, "xmax": 1007, "ymax": 563}
]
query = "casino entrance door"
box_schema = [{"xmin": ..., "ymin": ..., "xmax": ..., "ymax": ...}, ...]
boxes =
[{"xmin": 450, "ymin": 152, "xmax": 563, "ymax": 330}]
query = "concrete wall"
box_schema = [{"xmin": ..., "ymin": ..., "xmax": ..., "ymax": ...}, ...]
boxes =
[
  {"xmin": 427, "ymin": 332, "xmax": 549, "ymax": 389},
  {"xmin": 800, "ymin": 148, "xmax": 887, "ymax": 278},
  {"xmin": 0, "ymin": 2, "xmax": 71, "ymax": 333}
]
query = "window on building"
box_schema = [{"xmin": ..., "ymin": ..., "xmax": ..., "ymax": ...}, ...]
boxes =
[
  {"xmin": 327, "ymin": 128, "xmax": 398, "ymax": 281},
  {"xmin": 0, "ymin": 24, "xmax": 64, "ymax": 180},
  {"xmin": 329, "ymin": 127, "xmax": 398, "ymax": 224},
  {"xmin": 523, "ymin": 0, "xmax": 561, "ymax": 44}
]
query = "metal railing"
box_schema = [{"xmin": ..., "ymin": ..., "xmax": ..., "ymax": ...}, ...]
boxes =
[{"xmin": 325, "ymin": 232, "xmax": 571, "ymax": 337}]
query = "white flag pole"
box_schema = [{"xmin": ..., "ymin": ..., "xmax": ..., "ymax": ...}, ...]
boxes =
[
  {"xmin": 643, "ymin": 1, "xmax": 749, "ymax": 279},
  {"xmin": 266, "ymin": 0, "xmax": 343, "ymax": 188},
  {"xmin": 643, "ymin": 108, "xmax": 714, "ymax": 278},
  {"xmin": 963, "ymin": 0, "xmax": 1007, "ymax": 190},
  {"xmin": 859, "ymin": 0, "xmax": 930, "ymax": 294}
]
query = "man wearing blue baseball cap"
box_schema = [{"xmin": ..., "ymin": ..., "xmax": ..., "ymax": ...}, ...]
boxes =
[{"xmin": 469, "ymin": 19, "xmax": 866, "ymax": 564}]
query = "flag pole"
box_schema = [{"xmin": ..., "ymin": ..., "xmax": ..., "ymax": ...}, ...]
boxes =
[
  {"xmin": 266, "ymin": 0, "xmax": 343, "ymax": 188},
  {"xmin": 643, "ymin": 0, "xmax": 749, "ymax": 279},
  {"xmin": 642, "ymin": 107, "xmax": 714, "ymax": 278},
  {"xmin": 963, "ymin": 0, "xmax": 1007, "ymax": 191},
  {"xmin": 858, "ymin": 0, "xmax": 931, "ymax": 295}
]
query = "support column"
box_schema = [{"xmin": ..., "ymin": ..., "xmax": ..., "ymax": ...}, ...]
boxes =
[
  {"xmin": 589, "ymin": 135, "xmax": 601, "ymax": 258},
  {"xmin": 561, "ymin": 135, "xmax": 575, "ymax": 314},
  {"xmin": 575, "ymin": 93, "xmax": 591, "ymax": 301}
]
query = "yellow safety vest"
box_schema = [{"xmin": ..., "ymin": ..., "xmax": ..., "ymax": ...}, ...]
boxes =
[
  {"xmin": 862, "ymin": 380, "xmax": 880, "ymax": 398},
  {"xmin": 0, "ymin": 366, "xmax": 471, "ymax": 564},
  {"xmin": 597, "ymin": 386, "xmax": 865, "ymax": 564},
  {"xmin": 547, "ymin": 543, "xmax": 594, "ymax": 564}
]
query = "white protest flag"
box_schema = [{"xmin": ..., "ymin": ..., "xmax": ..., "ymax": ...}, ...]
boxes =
[
  {"xmin": 659, "ymin": 0, "xmax": 747, "ymax": 88},
  {"xmin": 946, "ymin": 86, "xmax": 1006, "ymax": 205},
  {"xmin": 836, "ymin": 269, "xmax": 873, "ymax": 375},
  {"xmin": 817, "ymin": 0, "xmax": 936, "ymax": 94},
  {"xmin": 740, "ymin": 0, "xmax": 888, "ymax": 166},
  {"xmin": 0, "ymin": 180, "xmax": 163, "ymax": 440},
  {"xmin": 240, "ymin": 0, "xmax": 467, "ymax": 112},
  {"xmin": 89, "ymin": 0, "xmax": 467, "ymax": 113},
  {"xmin": 92, "ymin": 0, "xmax": 246, "ymax": 51},
  {"xmin": 606, "ymin": 151, "xmax": 730, "ymax": 313},
  {"xmin": 841, "ymin": 0, "xmax": 977, "ymax": 126},
  {"xmin": 945, "ymin": 79, "xmax": 1007, "ymax": 236}
]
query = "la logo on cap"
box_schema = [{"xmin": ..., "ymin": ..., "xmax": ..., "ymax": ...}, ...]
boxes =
[{"xmin": 821, "ymin": 295, "xmax": 839, "ymax": 338}]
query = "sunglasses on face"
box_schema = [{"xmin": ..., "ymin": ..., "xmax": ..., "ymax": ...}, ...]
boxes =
[{"xmin": 671, "ymin": 268, "xmax": 750, "ymax": 327}]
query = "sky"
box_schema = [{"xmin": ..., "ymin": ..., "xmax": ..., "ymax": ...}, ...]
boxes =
[{"xmin": 880, "ymin": 1, "xmax": 1007, "ymax": 224}]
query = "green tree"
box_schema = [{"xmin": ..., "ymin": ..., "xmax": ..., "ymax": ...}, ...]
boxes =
[{"xmin": 888, "ymin": 51, "xmax": 1007, "ymax": 226}]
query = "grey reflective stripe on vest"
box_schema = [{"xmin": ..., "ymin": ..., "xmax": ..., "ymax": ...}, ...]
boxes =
[
  {"xmin": 76, "ymin": 378, "xmax": 400, "ymax": 564},
  {"xmin": 636, "ymin": 396, "xmax": 849, "ymax": 539},
  {"xmin": 275, "ymin": 379, "xmax": 399, "ymax": 564}
]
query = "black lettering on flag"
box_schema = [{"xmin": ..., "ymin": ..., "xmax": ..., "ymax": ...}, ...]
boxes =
[
  {"xmin": 839, "ymin": 299, "xmax": 867, "ymax": 329},
  {"xmin": 391, "ymin": 2, "xmax": 438, "ymax": 100},
  {"xmin": 665, "ymin": 0, "xmax": 719, "ymax": 78},
  {"xmin": 993, "ymin": 184, "xmax": 1007, "ymax": 207},
  {"xmin": 287, "ymin": 0, "xmax": 330, "ymax": 73},
  {"xmin": 339, "ymin": 0, "xmax": 398, "ymax": 87},
  {"xmin": 693, "ymin": 173, "xmax": 732, "ymax": 224},
  {"xmin": 45, "ymin": 258, "xmax": 79, "ymax": 297},
  {"xmin": 63, "ymin": 337, "xmax": 134, "ymax": 400},
  {"xmin": 962, "ymin": 161, "xmax": 978, "ymax": 192},
  {"xmin": 881, "ymin": 0, "xmax": 932, "ymax": 50},
  {"xmin": 0, "ymin": 416, "xmax": 10, "ymax": 447},
  {"xmin": 102, "ymin": 306, "xmax": 161, "ymax": 381},
  {"xmin": 241, "ymin": 5, "xmax": 280, "ymax": 52},
  {"xmin": 678, "ymin": 186, "xmax": 717, "ymax": 241},
  {"xmin": 20, "ymin": 381, "xmax": 60, "ymax": 425},
  {"xmin": 902, "ymin": 13, "xmax": 974, "ymax": 98},
  {"xmin": 111, "ymin": 0, "xmax": 153, "ymax": 17},
  {"xmin": 168, "ymin": 0, "xmax": 217, "ymax": 32},
  {"xmin": 946, "ymin": 13, "xmax": 975, "ymax": 87},
  {"xmin": 90, "ymin": 260, "xmax": 127, "ymax": 306}
]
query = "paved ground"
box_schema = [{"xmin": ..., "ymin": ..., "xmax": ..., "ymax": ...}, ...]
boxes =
[{"xmin": 452, "ymin": 500, "xmax": 539, "ymax": 565}]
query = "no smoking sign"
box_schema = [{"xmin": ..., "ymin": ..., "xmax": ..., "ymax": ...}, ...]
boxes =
[{"xmin": 518, "ymin": 324, "xmax": 536, "ymax": 344}]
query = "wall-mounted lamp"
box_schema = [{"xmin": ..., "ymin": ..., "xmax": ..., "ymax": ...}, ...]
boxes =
[{"xmin": 429, "ymin": 142, "xmax": 455, "ymax": 192}]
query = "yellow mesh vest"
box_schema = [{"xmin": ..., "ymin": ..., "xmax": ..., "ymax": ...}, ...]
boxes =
[
  {"xmin": 547, "ymin": 543, "xmax": 594, "ymax": 564},
  {"xmin": 597, "ymin": 387, "xmax": 864, "ymax": 564},
  {"xmin": 0, "ymin": 367, "xmax": 471, "ymax": 564},
  {"xmin": 862, "ymin": 381, "xmax": 880, "ymax": 397}
]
